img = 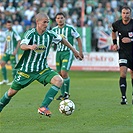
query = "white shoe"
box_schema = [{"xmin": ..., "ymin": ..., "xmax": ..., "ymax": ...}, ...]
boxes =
[
  {"xmin": 7, "ymin": 81, "xmax": 13, "ymax": 86},
  {"xmin": 0, "ymin": 80, "xmax": 9, "ymax": 85}
]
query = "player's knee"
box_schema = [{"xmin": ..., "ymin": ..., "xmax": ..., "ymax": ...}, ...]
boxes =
[
  {"xmin": 130, "ymin": 70, "xmax": 133, "ymax": 78},
  {"xmin": 56, "ymin": 76, "xmax": 63, "ymax": 87},
  {"xmin": 51, "ymin": 75, "xmax": 63, "ymax": 87},
  {"xmin": 0, "ymin": 61, "xmax": 6, "ymax": 67},
  {"xmin": 61, "ymin": 71, "xmax": 68, "ymax": 78},
  {"xmin": 8, "ymin": 88, "xmax": 18, "ymax": 97},
  {"xmin": 120, "ymin": 72, "xmax": 126, "ymax": 78}
]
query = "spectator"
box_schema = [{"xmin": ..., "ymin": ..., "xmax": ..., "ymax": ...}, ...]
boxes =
[
  {"xmin": 95, "ymin": 3, "xmax": 104, "ymax": 14},
  {"xmin": 105, "ymin": 10, "xmax": 115, "ymax": 24},
  {"xmin": 86, "ymin": 3, "xmax": 93, "ymax": 15},
  {"xmin": 24, "ymin": 6, "xmax": 35, "ymax": 21},
  {"xmin": 111, "ymin": 0, "xmax": 118, "ymax": 9},
  {"xmin": 39, "ymin": 2, "xmax": 49, "ymax": 14},
  {"xmin": 22, "ymin": 15, "xmax": 32, "ymax": 29},
  {"xmin": 16, "ymin": 1, "xmax": 24, "ymax": 18},
  {"xmin": 48, "ymin": 4, "xmax": 59, "ymax": 22},
  {"xmin": 71, "ymin": 11, "xmax": 79, "ymax": 24},
  {"xmin": 1, "ymin": 13, "xmax": 6, "ymax": 25},
  {"xmin": 5, "ymin": 2, "xmax": 16, "ymax": 14},
  {"xmin": 61, "ymin": 2, "xmax": 69, "ymax": 15},
  {"xmin": 93, "ymin": 20, "xmax": 105, "ymax": 51},
  {"xmin": 12, "ymin": 20, "xmax": 23, "ymax": 34},
  {"xmin": 23, "ymin": 0, "xmax": 31, "ymax": 8},
  {"xmin": 0, "ymin": 2, "xmax": 5, "ymax": 13}
]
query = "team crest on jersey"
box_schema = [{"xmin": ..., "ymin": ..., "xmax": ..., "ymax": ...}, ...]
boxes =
[
  {"xmin": 128, "ymin": 32, "xmax": 133, "ymax": 37},
  {"xmin": 34, "ymin": 45, "xmax": 46, "ymax": 54},
  {"xmin": 6, "ymin": 36, "xmax": 11, "ymax": 42}
]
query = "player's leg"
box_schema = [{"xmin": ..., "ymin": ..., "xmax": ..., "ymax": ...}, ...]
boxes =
[
  {"xmin": 119, "ymin": 66, "xmax": 128, "ymax": 104},
  {"xmin": 37, "ymin": 69, "xmax": 63, "ymax": 116},
  {"xmin": 129, "ymin": 70, "xmax": 133, "ymax": 104},
  {"xmin": 60, "ymin": 51, "xmax": 73, "ymax": 99},
  {"xmin": 0, "ymin": 71, "xmax": 35, "ymax": 112},
  {"xmin": 60, "ymin": 70, "xmax": 70, "ymax": 99},
  {"xmin": 55, "ymin": 52, "xmax": 64, "ymax": 99},
  {"xmin": 0, "ymin": 54, "xmax": 10, "ymax": 84},
  {"xmin": 0, "ymin": 88, "xmax": 18, "ymax": 112},
  {"xmin": 7, "ymin": 55, "xmax": 18, "ymax": 85}
]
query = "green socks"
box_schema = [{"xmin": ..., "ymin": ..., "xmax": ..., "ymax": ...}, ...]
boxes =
[
  {"xmin": 0, "ymin": 92, "xmax": 11, "ymax": 112},
  {"xmin": 2, "ymin": 67, "xmax": 7, "ymax": 80},
  {"xmin": 61, "ymin": 77, "xmax": 70, "ymax": 96},
  {"xmin": 61, "ymin": 83, "xmax": 65, "ymax": 96},
  {"xmin": 64, "ymin": 77, "xmax": 70, "ymax": 94},
  {"xmin": 41, "ymin": 85, "xmax": 60, "ymax": 107}
]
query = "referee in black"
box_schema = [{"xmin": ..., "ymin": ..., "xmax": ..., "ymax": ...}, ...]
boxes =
[{"xmin": 112, "ymin": 6, "xmax": 133, "ymax": 105}]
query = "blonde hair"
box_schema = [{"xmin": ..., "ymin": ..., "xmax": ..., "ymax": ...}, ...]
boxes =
[{"xmin": 35, "ymin": 12, "xmax": 49, "ymax": 21}]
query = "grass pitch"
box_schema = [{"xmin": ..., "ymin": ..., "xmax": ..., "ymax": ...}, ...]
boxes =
[{"xmin": 0, "ymin": 70, "xmax": 133, "ymax": 133}]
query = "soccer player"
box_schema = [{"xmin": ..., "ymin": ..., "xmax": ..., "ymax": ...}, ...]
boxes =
[
  {"xmin": 52, "ymin": 12, "xmax": 84, "ymax": 100},
  {"xmin": 112, "ymin": 6, "xmax": 133, "ymax": 105},
  {"xmin": 0, "ymin": 20, "xmax": 21, "ymax": 85},
  {"xmin": 0, "ymin": 12, "xmax": 83, "ymax": 116}
]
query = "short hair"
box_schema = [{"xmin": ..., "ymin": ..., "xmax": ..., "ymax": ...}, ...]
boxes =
[
  {"xmin": 35, "ymin": 12, "xmax": 49, "ymax": 21},
  {"xmin": 6, "ymin": 19, "xmax": 12, "ymax": 23},
  {"xmin": 55, "ymin": 12, "xmax": 66, "ymax": 19},
  {"xmin": 121, "ymin": 6, "xmax": 132, "ymax": 13}
]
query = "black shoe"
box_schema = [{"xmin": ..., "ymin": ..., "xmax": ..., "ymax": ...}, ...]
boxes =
[
  {"xmin": 121, "ymin": 96, "xmax": 127, "ymax": 105},
  {"xmin": 63, "ymin": 93, "xmax": 70, "ymax": 100},
  {"xmin": 56, "ymin": 95, "xmax": 64, "ymax": 100}
]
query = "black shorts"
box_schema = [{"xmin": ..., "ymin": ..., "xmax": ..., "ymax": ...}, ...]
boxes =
[{"xmin": 119, "ymin": 51, "xmax": 133, "ymax": 70}]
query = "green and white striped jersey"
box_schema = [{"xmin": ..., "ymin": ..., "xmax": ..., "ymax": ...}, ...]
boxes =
[
  {"xmin": 52, "ymin": 24, "xmax": 80, "ymax": 51},
  {"xmin": 16, "ymin": 28, "xmax": 62, "ymax": 72},
  {"xmin": 5, "ymin": 29, "xmax": 21, "ymax": 54}
]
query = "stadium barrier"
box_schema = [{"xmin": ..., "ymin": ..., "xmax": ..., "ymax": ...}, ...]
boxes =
[{"xmin": 47, "ymin": 51, "xmax": 119, "ymax": 71}]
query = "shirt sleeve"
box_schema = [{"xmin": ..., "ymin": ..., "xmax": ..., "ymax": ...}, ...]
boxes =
[
  {"xmin": 14, "ymin": 31, "xmax": 21, "ymax": 41},
  {"xmin": 20, "ymin": 30, "xmax": 32, "ymax": 45},
  {"xmin": 51, "ymin": 30, "xmax": 62, "ymax": 44},
  {"xmin": 20, "ymin": 38, "xmax": 31, "ymax": 45},
  {"xmin": 71, "ymin": 27, "xmax": 80, "ymax": 38},
  {"xmin": 112, "ymin": 22, "xmax": 117, "ymax": 32}
]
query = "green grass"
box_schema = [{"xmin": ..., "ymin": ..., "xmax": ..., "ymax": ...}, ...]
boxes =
[{"xmin": 0, "ymin": 70, "xmax": 133, "ymax": 133}]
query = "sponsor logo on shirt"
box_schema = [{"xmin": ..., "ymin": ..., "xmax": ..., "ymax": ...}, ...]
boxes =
[{"xmin": 34, "ymin": 45, "xmax": 46, "ymax": 54}]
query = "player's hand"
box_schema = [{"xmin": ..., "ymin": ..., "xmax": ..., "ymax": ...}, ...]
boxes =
[
  {"xmin": 122, "ymin": 37, "xmax": 131, "ymax": 43},
  {"xmin": 30, "ymin": 44, "xmax": 38, "ymax": 50},
  {"xmin": 79, "ymin": 52, "xmax": 84, "ymax": 60},
  {"xmin": 112, "ymin": 45, "xmax": 118, "ymax": 51},
  {"xmin": 73, "ymin": 50, "xmax": 83, "ymax": 60}
]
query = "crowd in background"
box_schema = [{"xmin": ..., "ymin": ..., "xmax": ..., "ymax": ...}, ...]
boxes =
[{"xmin": 0, "ymin": 0, "xmax": 133, "ymax": 51}]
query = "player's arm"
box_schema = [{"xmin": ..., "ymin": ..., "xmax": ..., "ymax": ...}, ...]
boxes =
[
  {"xmin": 61, "ymin": 38, "xmax": 83, "ymax": 60},
  {"xmin": 20, "ymin": 44, "xmax": 38, "ymax": 51},
  {"xmin": 122, "ymin": 37, "xmax": 133, "ymax": 43},
  {"xmin": 76, "ymin": 37, "xmax": 84, "ymax": 59},
  {"xmin": 13, "ymin": 40, "xmax": 21, "ymax": 55},
  {"xmin": 20, "ymin": 38, "xmax": 38, "ymax": 51},
  {"xmin": 4, "ymin": 42, "xmax": 7, "ymax": 53},
  {"xmin": 112, "ymin": 30, "xmax": 118, "ymax": 51},
  {"xmin": 13, "ymin": 32, "xmax": 21, "ymax": 55}
]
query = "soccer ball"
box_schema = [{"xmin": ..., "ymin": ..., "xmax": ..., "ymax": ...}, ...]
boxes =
[{"xmin": 59, "ymin": 99, "xmax": 75, "ymax": 116}]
